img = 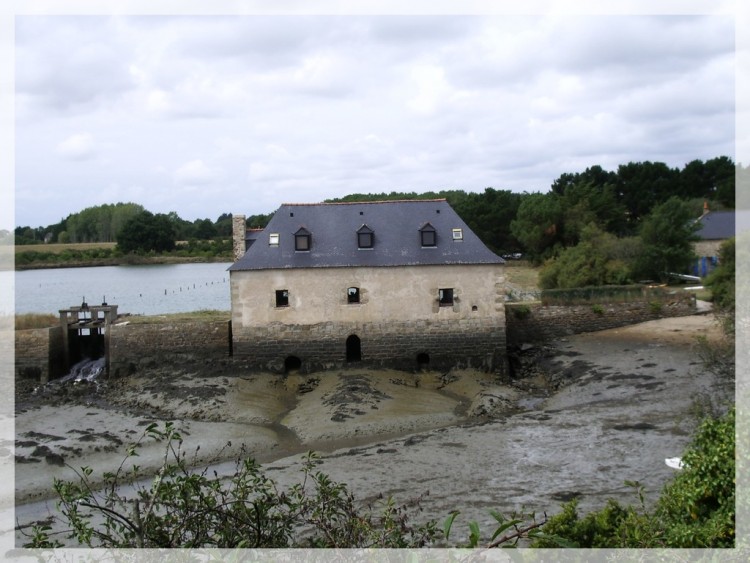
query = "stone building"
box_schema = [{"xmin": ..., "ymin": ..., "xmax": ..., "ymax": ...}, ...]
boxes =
[{"xmin": 229, "ymin": 199, "xmax": 506, "ymax": 374}]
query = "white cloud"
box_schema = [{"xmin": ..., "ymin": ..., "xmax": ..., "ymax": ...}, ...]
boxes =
[
  {"xmin": 174, "ymin": 159, "xmax": 219, "ymax": 186},
  {"xmin": 56, "ymin": 133, "xmax": 96, "ymax": 160},
  {"xmin": 13, "ymin": 14, "xmax": 736, "ymax": 227}
]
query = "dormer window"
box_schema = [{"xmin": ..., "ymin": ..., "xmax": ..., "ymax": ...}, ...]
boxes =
[
  {"xmin": 294, "ymin": 227, "xmax": 311, "ymax": 251},
  {"xmin": 420, "ymin": 223, "xmax": 437, "ymax": 247},
  {"xmin": 357, "ymin": 224, "xmax": 374, "ymax": 249}
]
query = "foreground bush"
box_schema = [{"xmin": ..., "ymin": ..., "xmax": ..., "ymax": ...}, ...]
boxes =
[{"xmin": 26, "ymin": 423, "xmax": 441, "ymax": 548}]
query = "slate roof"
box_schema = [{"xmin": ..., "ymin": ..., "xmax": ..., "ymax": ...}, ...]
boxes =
[
  {"xmin": 229, "ymin": 199, "xmax": 505, "ymax": 271},
  {"xmin": 696, "ymin": 211, "xmax": 735, "ymax": 240}
]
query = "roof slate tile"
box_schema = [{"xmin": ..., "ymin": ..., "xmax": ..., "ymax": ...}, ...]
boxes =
[{"xmin": 230, "ymin": 199, "xmax": 504, "ymax": 271}]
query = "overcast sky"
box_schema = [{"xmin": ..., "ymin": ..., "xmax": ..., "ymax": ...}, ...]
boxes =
[{"xmin": 11, "ymin": 8, "xmax": 737, "ymax": 229}]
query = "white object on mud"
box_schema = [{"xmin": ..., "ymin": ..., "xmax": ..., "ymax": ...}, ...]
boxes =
[{"xmin": 665, "ymin": 457, "xmax": 684, "ymax": 470}]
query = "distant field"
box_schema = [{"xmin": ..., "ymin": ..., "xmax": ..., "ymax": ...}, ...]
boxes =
[
  {"xmin": 503, "ymin": 260, "xmax": 540, "ymax": 291},
  {"xmin": 15, "ymin": 242, "xmax": 117, "ymax": 254}
]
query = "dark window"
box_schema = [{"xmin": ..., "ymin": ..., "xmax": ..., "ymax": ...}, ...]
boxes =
[
  {"xmin": 357, "ymin": 224, "xmax": 374, "ymax": 249},
  {"xmin": 358, "ymin": 232, "xmax": 373, "ymax": 248},
  {"xmin": 420, "ymin": 223, "xmax": 437, "ymax": 247},
  {"xmin": 438, "ymin": 288, "xmax": 454, "ymax": 306},
  {"xmin": 347, "ymin": 287, "xmax": 360, "ymax": 304},
  {"xmin": 294, "ymin": 227, "xmax": 311, "ymax": 251},
  {"xmin": 275, "ymin": 289, "xmax": 289, "ymax": 307}
]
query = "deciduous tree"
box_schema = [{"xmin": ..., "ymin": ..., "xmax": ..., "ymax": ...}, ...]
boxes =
[{"xmin": 116, "ymin": 211, "xmax": 177, "ymax": 254}]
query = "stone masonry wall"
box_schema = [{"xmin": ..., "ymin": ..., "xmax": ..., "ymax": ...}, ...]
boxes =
[
  {"xmin": 14, "ymin": 292, "xmax": 698, "ymax": 383},
  {"xmin": 109, "ymin": 320, "xmax": 231, "ymax": 376},
  {"xmin": 232, "ymin": 214, "xmax": 246, "ymax": 262},
  {"xmin": 505, "ymin": 291, "xmax": 697, "ymax": 346},
  {"xmin": 15, "ymin": 326, "xmax": 64, "ymax": 384},
  {"xmin": 232, "ymin": 317, "xmax": 506, "ymax": 374}
]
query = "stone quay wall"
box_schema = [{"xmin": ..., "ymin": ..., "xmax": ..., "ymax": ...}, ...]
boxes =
[
  {"xmin": 15, "ymin": 291, "xmax": 698, "ymax": 383},
  {"xmin": 108, "ymin": 320, "xmax": 231, "ymax": 376},
  {"xmin": 505, "ymin": 291, "xmax": 697, "ymax": 346},
  {"xmin": 15, "ymin": 326, "xmax": 64, "ymax": 384},
  {"xmin": 232, "ymin": 317, "xmax": 507, "ymax": 374}
]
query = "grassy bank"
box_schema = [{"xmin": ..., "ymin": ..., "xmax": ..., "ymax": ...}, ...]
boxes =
[
  {"xmin": 14, "ymin": 309, "xmax": 231, "ymax": 330},
  {"xmin": 13, "ymin": 241, "xmax": 232, "ymax": 270}
]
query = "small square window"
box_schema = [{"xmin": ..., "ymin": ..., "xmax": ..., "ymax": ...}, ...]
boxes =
[
  {"xmin": 438, "ymin": 288, "xmax": 454, "ymax": 306},
  {"xmin": 452, "ymin": 228, "xmax": 463, "ymax": 240},
  {"xmin": 275, "ymin": 289, "xmax": 289, "ymax": 307},
  {"xmin": 269, "ymin": 233, "xmax": 280, "ymax": 246},
  {"xmin": 347, "ymin": 287, "xmax": 360, "ymax": 304}
]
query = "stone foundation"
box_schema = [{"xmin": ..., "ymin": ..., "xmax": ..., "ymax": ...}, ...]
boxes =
[
  {"xmin": 15, "ymin": 290, "xmax": 699, "ymax": 384},
  {"xmin": 232, "ymin": 317, "xmax": 506, "ymax": 374}
]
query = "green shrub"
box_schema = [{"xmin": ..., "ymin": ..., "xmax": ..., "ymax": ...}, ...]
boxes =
[
  {"xmin": 26, "ymin": 423, "xmax": 441, "ymax": 549},
  {"xmin": 511, "ymin": 304, "xmax": 532, "ymax": 319}
]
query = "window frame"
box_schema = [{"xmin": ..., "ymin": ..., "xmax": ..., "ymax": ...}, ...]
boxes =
[
  {"xmin": 294, "ymin": 227, "xmax": 311, "ymax": 252},
  {"xmin": 275, "ymin": 289, "xmax": 289, "ymax": 308},
  {"xmin": 420, "ymin": 223, "xmax": 437, "ymax": 247},
  {"xmin": 357, "ymin": 225, "xmax": 374, "ymax": 249},
  {"xmin": 438, "ymin": 288, "xmax": 454, "ymax": 307},
  {"xmin": 347, "ymin": 286, "xmax": 361, "ymax": 304}
]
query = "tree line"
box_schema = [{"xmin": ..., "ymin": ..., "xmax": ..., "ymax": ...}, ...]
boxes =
[
  {"xmin": 330, "ymin": 156, "xmax": 738, "ymax": 286},
  {"xmin": 13, "ymin": 156, "xmax": 738, "ymax": 282}
]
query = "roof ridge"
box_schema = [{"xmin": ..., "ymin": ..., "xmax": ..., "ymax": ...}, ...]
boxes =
[{"xmin": 281, "ymin": 199, "xmax": 448, "ymax": 207}]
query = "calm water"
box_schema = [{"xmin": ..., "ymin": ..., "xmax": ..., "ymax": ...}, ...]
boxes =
[{"xmin": 10, "ymin": 262, "xmax": 232, "ymax": 316}]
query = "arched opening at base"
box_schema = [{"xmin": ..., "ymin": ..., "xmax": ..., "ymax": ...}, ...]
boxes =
[
  {"xmin": 416, "ymin": 352, "xmax": 430, "ymax": 369},
  {"xmin": 346, "ymin": 335, "xmax": 362, "ymax": 362},
  {"xmin": 284, "ymin": 355, "xmax": 302, "ymax": 373}
]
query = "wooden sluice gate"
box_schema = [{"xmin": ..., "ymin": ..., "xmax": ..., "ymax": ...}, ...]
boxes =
[{"xmin": 59, "ymin": 299, "xmax": 118, "ymax": 377}]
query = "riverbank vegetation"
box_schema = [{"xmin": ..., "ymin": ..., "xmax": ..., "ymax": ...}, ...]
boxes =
[{"xmin": 15, "ymin": 238, "xmax": 233, "ymax": 270}]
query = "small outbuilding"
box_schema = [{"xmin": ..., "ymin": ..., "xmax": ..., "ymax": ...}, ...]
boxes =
[{"xmin": 693, "ymin": 205, "xmax": 735, "ymax": 277}]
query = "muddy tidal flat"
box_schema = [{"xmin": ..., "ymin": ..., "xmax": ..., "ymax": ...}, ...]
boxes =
[{"xmin": 10, "ymin": 313, "xmax": 733, "ymax": 547}]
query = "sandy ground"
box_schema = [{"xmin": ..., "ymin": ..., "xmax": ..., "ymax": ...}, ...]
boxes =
[{"xmin": 8, "ymin": 311, "xmax": 732, "ymax": 547}]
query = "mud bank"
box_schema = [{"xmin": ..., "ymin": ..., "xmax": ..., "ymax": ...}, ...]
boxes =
[{"xmin": 11, "ymin": 313, "xmax": 732, "ymax": 546}]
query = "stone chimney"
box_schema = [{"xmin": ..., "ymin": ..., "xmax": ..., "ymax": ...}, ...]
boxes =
[{"xmin": 232, "ymin": 214, "xmax": 247, "ymax": 261}]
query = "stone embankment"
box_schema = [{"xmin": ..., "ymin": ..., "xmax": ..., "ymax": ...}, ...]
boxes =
[{"xmin": 14, "ymin": 290, "xmax": 697, "ymax": 386}]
